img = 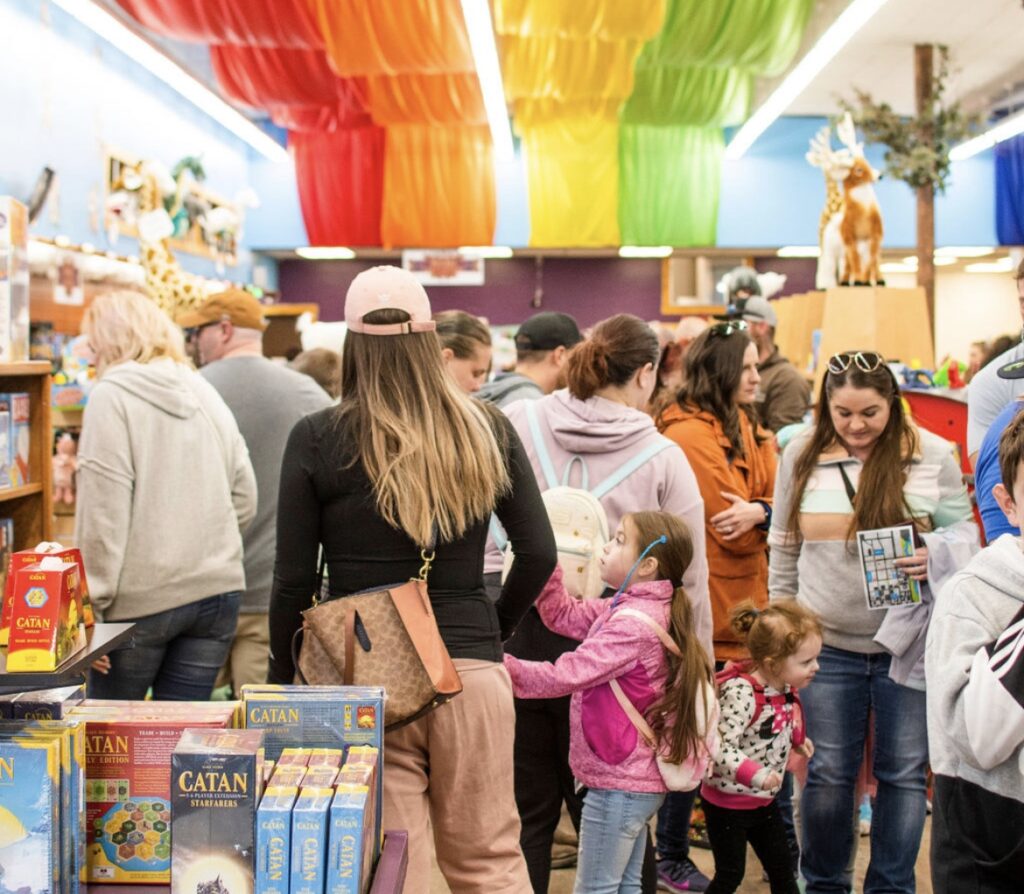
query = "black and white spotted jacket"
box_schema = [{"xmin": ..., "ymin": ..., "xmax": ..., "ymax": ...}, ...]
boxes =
[{"xmin": 700, "ymin": 666, "xmax": 805, "ymax": 809}]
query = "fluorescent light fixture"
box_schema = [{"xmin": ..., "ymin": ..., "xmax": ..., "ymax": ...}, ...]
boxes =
[
  {"xmin": 880, "ymin": 262, "xmax": 917, "ymax": 274},
  {"xmin": 777, "ymin": 245, "xmax": 821, "ymax": 258},
  {"xmin": 458, "ymin": 245, "xmax": 514, "ymax": 259},
  {"xmin": 933, "ymin": 256, "xmax": 957, "ymax": 266},
  {"xmin": 950, "ymin": 109, "xmax": 1024, "ymax": 161},
  {"xmin": 460, "ymin": 0, "xmax": 515, "ymax": 165},
  {"xmin": 295, "ymin": 246, "xmax": 356, "ymax": 260},
  {"xmin": 935, "ymin": 246, "xmax": 994, "ymax": 258},
  {"xmin": 965, "ymin": 258, "xmax": 1015, "ymax": 274},
  {"xmin": 50, "ymin": 0, "xmax": 289, "ymax": 163},
  {"xmin": 725, "ymin": 0, "xmax": 890, "ymax": 159},
  {"xmin": 619, "ymin": 246, "xmax": 673, "ymax": 258},
  {"xmin": 900, "ymin": 257, "xmax": 920, "ymax": 266}
]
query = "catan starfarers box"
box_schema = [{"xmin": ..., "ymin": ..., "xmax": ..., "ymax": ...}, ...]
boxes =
[
  {"xmin": 5, "ymin": 558, "xmax": 85, "ymax": 671},
  {"xmin": 170, "ymin": 728, "xmax": 265, "ymax": 894}
]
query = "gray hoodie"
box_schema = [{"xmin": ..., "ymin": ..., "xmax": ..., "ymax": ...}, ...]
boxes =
[
  {"xmin": 926, "ymin": 533, "xmax": 1024, "ymax": 803},
  {"xmin": 75, "ymin": 359, "xmax": 257, "ymax": 621}
]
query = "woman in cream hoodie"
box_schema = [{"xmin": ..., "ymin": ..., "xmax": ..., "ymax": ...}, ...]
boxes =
[{"xmin": 76, "ymin": 291, "xmax": 256, "ymax": 700}]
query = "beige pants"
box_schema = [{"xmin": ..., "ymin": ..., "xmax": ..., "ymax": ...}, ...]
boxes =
[
  {"xmin": 383, "ymin": 658, "xmax": 531, "ymax": 894},
  {"xmin": 214, "ymin": 611, "xmax": 269, "ymax": 696}
]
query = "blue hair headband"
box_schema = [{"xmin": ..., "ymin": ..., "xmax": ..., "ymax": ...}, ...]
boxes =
[{"xmin": 611, "ymin": 535, "xmax": 667, "ymax": 608}]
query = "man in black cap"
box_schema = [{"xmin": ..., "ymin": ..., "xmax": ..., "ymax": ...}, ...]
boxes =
[{"xmin": 478, "ymin": 311, "xmax": 583, "ymax": 407}]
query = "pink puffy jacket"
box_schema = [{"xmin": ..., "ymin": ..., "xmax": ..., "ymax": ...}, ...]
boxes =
[{"xmin": 504, "ymin": 568, "xmax": 712, "ymax": 794}]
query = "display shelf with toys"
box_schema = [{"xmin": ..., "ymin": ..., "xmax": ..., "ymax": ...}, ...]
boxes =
[
  {"xmin": 0, "ymin": 361, "xmax": 52, "ymax": 548},
  {"xmin": 0, "ymin": 621, "xmax": 134, "ymax": 691}
]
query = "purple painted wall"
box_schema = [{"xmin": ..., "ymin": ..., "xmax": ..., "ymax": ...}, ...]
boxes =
[
  {"xmin": 753, "ymin": 257, "xmax": 817, "ymax": 296},
  {"xmin": 277, "ymin": 257, "xmax": 664, "ymax": 327}
]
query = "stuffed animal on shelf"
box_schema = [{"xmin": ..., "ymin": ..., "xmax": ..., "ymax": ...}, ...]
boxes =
[
  {"xmin": 807, "ymin": 114, "xmax": 884, "ymax": 288},
  {"xmin": 52, "ymin": 431, "xmax": 78, "ymax": 505}
]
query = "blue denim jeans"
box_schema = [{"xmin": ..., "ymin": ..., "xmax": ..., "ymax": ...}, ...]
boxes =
[
  {"xmin": 575, "ymin": 788, "xmax": 665, "ymax": 894},
  {"xmin": 800, "ymin": 645, "xmax": 928, "ymax": 894},
  {"xmin": 89, "ymin": 592, "xmax": 241, "ymax": 701}
]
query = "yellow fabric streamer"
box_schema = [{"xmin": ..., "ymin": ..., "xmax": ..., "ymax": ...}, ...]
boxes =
[
  {"xmin": 521, "ymin": 117, "xmax": 620, "ymax": 247},
  {"xmin": 496, "ymin": 0, "xmax": 665, "ymax": 40}
]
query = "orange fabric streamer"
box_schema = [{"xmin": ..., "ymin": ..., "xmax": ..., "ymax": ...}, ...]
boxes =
[{"xmin": 382, "ymin": 125, "xmax": 495, "ymax": 248}]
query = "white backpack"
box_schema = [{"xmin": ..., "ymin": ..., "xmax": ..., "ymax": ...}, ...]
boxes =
[{"xmin": 494, "ymin": 401, "xmax": 673, "ymax": 599}]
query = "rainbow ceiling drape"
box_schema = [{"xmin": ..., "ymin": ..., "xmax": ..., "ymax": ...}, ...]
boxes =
[
  {"xmin": 115, "ymin": 0, "xmax": 812, "ymax": 248},
  {"xmin": 115, "ymin": 0, "xmax": 493, "ymax": 247}
]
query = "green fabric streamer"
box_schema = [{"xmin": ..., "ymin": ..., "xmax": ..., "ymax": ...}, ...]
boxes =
[
  {"xmin": 618, "ymin": 0, "xmax": 813, "ymax": 244},
  {"xmin": 619, "ymin": 125, "xmax": 723, "ymax": 246}
]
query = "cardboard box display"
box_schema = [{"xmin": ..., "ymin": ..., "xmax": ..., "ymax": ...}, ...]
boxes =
[
  {"xmin": 256, "ymin": 785, "xmax": 298, "ymax": 894},
  {"xmin": 68, "ymin": 702, "xmax": 235, "ymax": 883},
  {"xmin": 291, "ymin": 787, "xmax": 334, "ymax": 894},
  {"xmin": 326, "ymin": 789, "xmax": 372, "ymax": 894},
  {"xmin": 268, "ymin": 766, "xmax": 306, "ymax": 789},
  {"xmin": 302, "ymin": 766, "xmax": 338, "ymax": 789},
  {"xmin": 1, "ymin": 544, "xmax": 94, "ymax": 647},
  {"xmin": 0, "ymin": 197, "xmax": 30, "ymax": 364},
  {"xmin": 170, "ymin": 728, "xmax": 265, "ymax": 894},
  {"xmin": 6, "ymin": 559, "xmax": 86, "ymax": 671},
  {"xmin": 307, "ymin": 747, "xmax": 344, "ymax": 768}
]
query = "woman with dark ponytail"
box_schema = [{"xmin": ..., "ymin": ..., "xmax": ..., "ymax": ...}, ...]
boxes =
[{"xmin": 482, "ymin": 313, "xmax": 712, "ymax": 894}]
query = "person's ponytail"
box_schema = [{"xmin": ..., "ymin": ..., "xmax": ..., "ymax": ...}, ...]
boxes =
[{"xmin": 564, "ymin": 314, "xmax": 659, "ymax": 401}]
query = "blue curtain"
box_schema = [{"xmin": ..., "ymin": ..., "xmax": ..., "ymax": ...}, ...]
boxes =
[{"xmin": 996, "ymin": 133, "xmax": 1024, "ymax": 245}]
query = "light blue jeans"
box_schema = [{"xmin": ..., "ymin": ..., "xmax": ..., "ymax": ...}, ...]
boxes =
[{"xmin": 574, "ymin": 787, "xmax": 665, "ymax": 894}]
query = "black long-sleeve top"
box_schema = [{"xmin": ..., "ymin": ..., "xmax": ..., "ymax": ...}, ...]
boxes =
[{"xmin": 268, "ymin": 406, "xmax": 557, "ymax": 684}]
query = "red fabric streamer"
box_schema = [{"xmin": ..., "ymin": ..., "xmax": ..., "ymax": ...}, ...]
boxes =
[
  {"xmin": 291, "ymin": 127, "xmax": 385, "ymax": 246},
  {"xmin": 115, "ymin": 0, "xmax": 322, "ymax": 48},
  {"xmin": 210, "ymin": 46, "xmax": 346, "ymax": 107}
]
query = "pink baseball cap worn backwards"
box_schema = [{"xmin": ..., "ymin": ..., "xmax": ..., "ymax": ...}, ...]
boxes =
[{"xmin": 345, "ymin": 266, "xmax": 437, "ymax": 336}]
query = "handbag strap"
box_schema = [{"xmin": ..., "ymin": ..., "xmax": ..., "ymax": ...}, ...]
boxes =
[
  {"xmin": 609, "ymin": 678, "xmax": 656, "ymax": 749},
  {"xmin": 838, "ymin": 463, "xmax": 857, "ymax": 506},
  {"xmin": 344, "ymin": 607, "xmax": 356, "ymax": 686}
]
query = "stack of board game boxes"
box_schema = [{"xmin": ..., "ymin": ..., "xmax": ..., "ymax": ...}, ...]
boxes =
[{"xmin": 0, "ymin": 684, "xmax": 386, "ymax": 894}]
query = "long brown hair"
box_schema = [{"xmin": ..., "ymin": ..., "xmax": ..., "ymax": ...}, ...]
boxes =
[
  {"xmin": 565, "ymin": 314, "xmax": 659, "ymax": 401},
  {"xmin": 675, "ymin": 327, "xmax": 765, "ymax": 460},
  {"xmin": 627, "ymin": 511, "xmax": 715, "ymax": 765},
  {"xmin": 339, "ymin": 307, "xmax": 509, "ymax": 547},
  {"xmin": 785, "ymin": 360, "xmax": 918, "ymax": 538}
]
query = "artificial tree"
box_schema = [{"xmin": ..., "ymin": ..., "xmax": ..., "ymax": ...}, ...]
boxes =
[{"xmin": 841, "ymin": 45, "xmax": 977, "ymax": 324}]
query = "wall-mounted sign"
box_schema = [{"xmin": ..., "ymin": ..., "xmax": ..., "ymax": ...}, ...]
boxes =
[{"xmin": 402, "ymin": 249, "xmax": 484, "ymax": 286}]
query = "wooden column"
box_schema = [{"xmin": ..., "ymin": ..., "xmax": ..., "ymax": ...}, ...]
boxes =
[{"xmin": 915, "ymin": 44, "xmax": 936, "ymax": 330}]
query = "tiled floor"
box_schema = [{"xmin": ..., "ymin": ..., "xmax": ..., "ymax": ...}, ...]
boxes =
[{"xmin": 430, "ymin": 818, "xmax": 935, "ymax": 894}]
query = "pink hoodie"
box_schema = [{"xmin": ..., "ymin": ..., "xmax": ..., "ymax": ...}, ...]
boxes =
[
  {"xmin": 486, "ymin": 389, "xmax": 712, "ymax": 656},
  {"xmin": 505, "ymin": 569, "xmax": 702, "ymax": 793}
]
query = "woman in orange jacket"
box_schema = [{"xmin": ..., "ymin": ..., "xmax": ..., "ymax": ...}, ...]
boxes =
[{"xmin": 657, "ymin": 320, "xmax": 777, "ymax": 664}]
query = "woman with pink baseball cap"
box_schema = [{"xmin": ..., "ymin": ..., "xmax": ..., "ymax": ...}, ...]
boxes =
[{"xmin": 269, "ymin": 266, "xmax": 557, "ymax": 892}]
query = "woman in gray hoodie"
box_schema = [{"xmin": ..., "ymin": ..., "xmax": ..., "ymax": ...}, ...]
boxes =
[{"xmin": 77, "ymin": 291, "xmax": 256, "ymax": 700}]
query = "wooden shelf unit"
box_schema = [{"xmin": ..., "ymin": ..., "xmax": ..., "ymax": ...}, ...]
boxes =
[{"xmin": 0, "ymin": 361, "xmax": 53, "ymax": 548}]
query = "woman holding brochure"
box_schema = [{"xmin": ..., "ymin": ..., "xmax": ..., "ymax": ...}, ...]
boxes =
[{"xmin": 767, "ymin": 350, "xmax": 973, "ymax": 894}]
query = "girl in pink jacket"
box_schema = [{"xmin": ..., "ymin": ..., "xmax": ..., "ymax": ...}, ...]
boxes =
[{"xmin": 505, "ymin": 511, "xmax": 718, "ymax": 894}]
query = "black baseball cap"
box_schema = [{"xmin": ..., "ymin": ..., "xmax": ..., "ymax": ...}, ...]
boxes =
[{"xmin": 515, "ymin": 312, "xmax": 582, "ymax": 352}]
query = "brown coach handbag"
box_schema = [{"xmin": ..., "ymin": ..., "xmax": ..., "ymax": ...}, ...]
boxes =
[{"xmin": 291, "ymin": 538, "xmax": 463, "ymax": 731}]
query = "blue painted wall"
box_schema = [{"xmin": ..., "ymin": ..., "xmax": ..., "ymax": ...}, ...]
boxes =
[
  {"xmin": 0, "ymin": 0, "xmax": 294, "ymax": 280},
  {"xmin": 717, "ymin": 116, "xmax": 997, "ymax": 248}
]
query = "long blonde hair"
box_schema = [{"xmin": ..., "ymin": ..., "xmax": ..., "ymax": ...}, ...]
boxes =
[
  {"xmin": 82, "ymin": 291, "xmax": 185, "ymax": 375},
  {"xmin": 339, "ymin": 308, "xmax": 510, "ymax": 547}
]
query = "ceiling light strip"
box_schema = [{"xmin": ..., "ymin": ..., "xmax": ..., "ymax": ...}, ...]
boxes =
[
  {"xmin": 460, "ymin": 0, "xmax": 515, "ymax": 166},
  {"xmin": 950, "ymin": 109, "xmax": 1024, "ymax": 161},
  {"xmin": 725, "ymin": 0, "xmax": 890, "ymax": 160},
  {"xmin": 295, "ymin": 247, "xmax": 356, "ymax": 260},
  {"xmin": 50, "ymin": 0, "xmax": 289, "ymax": 163}
]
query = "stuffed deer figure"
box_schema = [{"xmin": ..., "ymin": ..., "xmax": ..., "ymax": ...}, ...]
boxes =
[{"xmin": 806, "ymin": 114, "xmax": 884, "ymax": 287}]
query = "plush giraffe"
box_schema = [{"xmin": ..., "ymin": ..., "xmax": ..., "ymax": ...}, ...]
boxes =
[
  {"xmin": 134, "ymin": 162, "xmax": 209, "ymax": 318},
  {"xmin": 106, "ymin": 159, "xmax": 210, "ymax": 318}
]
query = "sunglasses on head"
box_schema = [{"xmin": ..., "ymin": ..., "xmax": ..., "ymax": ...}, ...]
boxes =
[
  {"xmin": 827, "ymin": 351, "xmax": 886, "ymax": 375},
  {"xmin": 709, "ymin": 320, "xmax": 748, "ymax": 337}
]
